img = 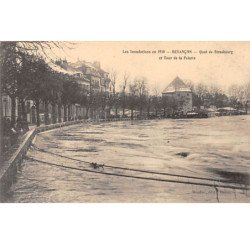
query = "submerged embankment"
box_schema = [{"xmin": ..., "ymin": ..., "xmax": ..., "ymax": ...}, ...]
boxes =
[{"xmin": 6, "ymin": 116, "xmax": 250, "ymax": 202}]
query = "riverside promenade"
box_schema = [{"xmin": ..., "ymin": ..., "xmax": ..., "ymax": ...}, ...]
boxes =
[
  {"xmin": 5, "ymin": 115, "xmax": 250, "ymax": 203},
  {"xmin": 0, "ymin": 117, "xmax": 136, "ymax": 202}
]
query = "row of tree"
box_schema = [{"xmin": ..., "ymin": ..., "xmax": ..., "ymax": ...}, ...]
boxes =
[
  {"xmin": 1, "ymin": 42, "xmax": 167, "ymax": 125},
  {"xmin": 1, "ymin": 42, "xmax": 250, "ymax": 128},
  {"xmin": 188, "ymin": 82, "xmax": 250, "ymax": 109},
  {"xmin": 1, "ymin": 42, "xmax": 87, "ymax": 126},
  {"xmin": 109, "ymin": 76, "xmax": 250, "ymax": 118}
]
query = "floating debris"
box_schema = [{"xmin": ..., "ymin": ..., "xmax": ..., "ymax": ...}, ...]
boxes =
[
  {"xmin": 176, "ymin": 152, "xmax": 190, "ymax": 158},
  {"xmin": 90, "ymin": 162, "xmax": 104, "ymax": 170},
  {"xmin": 209, "ymin": 169, "xmax": 250, "ymax": 185}
]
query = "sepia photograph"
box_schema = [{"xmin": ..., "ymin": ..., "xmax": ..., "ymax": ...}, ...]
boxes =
[
  {"xmin": 0, "ymin": 41, "xmax": 250, "ymax": 203},
  {"xmin": 0, "ymin": 0, "xmax": 250, "ymax": 250},
  {"xmin": 1, "ymin": 1, "xmax": 250, "ymax": 249}
]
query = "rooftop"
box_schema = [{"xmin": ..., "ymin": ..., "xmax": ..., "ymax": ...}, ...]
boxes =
[
  {"xmin": 48, "ymin": 61, "xmax": 90, "ymax": 83},
  {"xmin": 69, "ymin": 60, "xmax": 108, "ymax": 74},
  {"xmin": 162, "ymin": 76, "xmax": 192, "ymax": 93},
  {"xmin": 48, "ymin": 61, "xmax": 82, "ymax": 76}
]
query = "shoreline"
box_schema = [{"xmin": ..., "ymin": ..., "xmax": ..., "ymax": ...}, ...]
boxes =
[
  {"xmin": 0, "ymin": 116, "xmax": 148, "ymax": 202},
  {"xmin": 1, "ymin": 114, "xmax": 249, "ymax": 202}
]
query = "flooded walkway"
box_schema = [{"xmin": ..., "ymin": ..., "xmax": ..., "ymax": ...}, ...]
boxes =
[{"xmin": 6, "ymin": 116, "xmax": 250, "ymax": 202}]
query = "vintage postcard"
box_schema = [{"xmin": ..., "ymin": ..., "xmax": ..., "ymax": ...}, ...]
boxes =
[{"xmin": 1, "ymin": 41, "xmax": 250, "ymax": 202}]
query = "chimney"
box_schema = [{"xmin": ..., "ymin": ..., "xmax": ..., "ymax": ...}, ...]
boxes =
[{"xmin": 93, "ymin": 61, "xmax": 101, "ymax": 69}]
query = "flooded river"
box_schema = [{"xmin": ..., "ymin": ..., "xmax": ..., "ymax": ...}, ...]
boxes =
[{"xmin": 6, "ymin": 116, "xmax": 250, "ymax": 202}]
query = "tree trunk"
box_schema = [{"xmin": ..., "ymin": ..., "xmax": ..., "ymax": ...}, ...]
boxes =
[
  {"xmin": 131, "ymin": 109, "xmax": 134, "ymax": 120},
  {"xmin": 101, "ymin": 106, "xmax": 105, "ymax": 119},
  {"xmin": 44, "ymin": 100, "xmax": 49, "ymax": 125},
  {"xmin": 20, "ymin": 99, "xmax": 27, "ymax": 121},
  {"xmin": 122, "ymin": 95, "xmax": 126, "ymax": 116},
  {"xmin": 58, "ymin": 103, "xmax": 62, "ymax": 123},
  {"xmin": 140, "ymin": 107, "xmax": 143, "ymax": 117},
  {"xmin": 35, "ymin": 99, "xmax": 40, "ymax": 127},
  {"xmin": 11, "ymin": 96, "xmax": 16, "ymax": 124},
  {"xmin": 86, "ymin": 106, "xmax": 89, "ymax": 119},
  {"xmin": 72, "ymin": 105, "xmax": 76, "ymax": 120},
  {"xmin": 51, "ymin": 103, "xmax": 57, "ymax": 124},
  {"xmin": 63, "ymin": 104, "xmax": 68, "ymax": 122},
  {"xmin": 147, "ymin": 107, "xmax": 150, "ymax": 117},
  {"xmin": 0, "ymin": 89, "xmax": 3, "ymax": 160},
  {"xmin": 107, "ymin": 108, "xmax": 111, "ymax": 118},
  {"xmin": 67, "ymin": 104, "xmax": 71, "ymax": 121},
  {"xmin": 31, "ymin": 106, "xmax": 36, "ymax": 124}
]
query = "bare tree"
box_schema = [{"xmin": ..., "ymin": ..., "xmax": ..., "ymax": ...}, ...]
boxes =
[
  {"xmin": 15, "ymin": 41, "xmax": 74, "ymax": 60},
  {"xmin": 109, "ymin": 69, "xmax": 117, "ymax": 94},
  {"xmin": 136, "ymin": 77, "xmax": 148, "ymax": 117},
  {"xmin": 244, "ymin": 82, "xmax": 250, "ymax": 112},
  {"xmin": 120, "ymin": 72, "xmax": 129, "ymax": 116},
  {"xmin": 128, "ymin": 82, "xmax": 139, "ymax": 120},
  {"xmin": 108, "ymin": 69, "xmax": 119, "ymax": 116},
  {"xmin": 228, "ymin": 84, "xmax": 245, "ymax": 107},
  {"xmin": 151, "ymin": 85, "xmax": 162, "ymax": 117}
]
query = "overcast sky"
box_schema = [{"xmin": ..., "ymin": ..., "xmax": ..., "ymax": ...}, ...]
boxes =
[{"xmin": 50, "ymin": 41, "xmax": 250, "ymax": 93}]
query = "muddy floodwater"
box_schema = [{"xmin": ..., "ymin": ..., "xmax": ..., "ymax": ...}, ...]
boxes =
[{"xmin": 7, "ymin": 116, "xmax": 250, "ymax": 202}]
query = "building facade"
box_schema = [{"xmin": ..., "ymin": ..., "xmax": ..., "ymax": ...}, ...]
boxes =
[
  {"xmin": 162, "ymin": 76, "xmax": 193, "ymax": 115},
  {"xmin": 69, "ymin": 60, "xmax": 111, "ymax": 95},
  {"xmin": 69, "ymin": 60, "xmax": 111, "ymax": 119},
  {"xmin": 2, "ymin": 59, "xmax": 111, "ymax": 124}
]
